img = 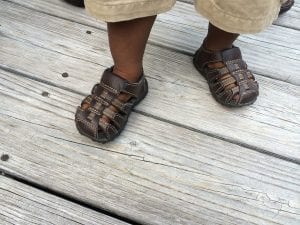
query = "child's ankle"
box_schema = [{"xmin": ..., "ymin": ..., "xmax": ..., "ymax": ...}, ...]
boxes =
[{"xmin": 113, "ymin": 66, "xmax": 142, "ymax": 83}]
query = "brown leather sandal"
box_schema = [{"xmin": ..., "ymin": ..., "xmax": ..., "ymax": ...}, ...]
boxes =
[
  {"xmin": 75, "ymin": 67, "xmax": 148, "ymax": 143},
  {"xmin": 279, "ymin": 0, "xmax": 294, "ymax": 14},
  {"xmin": 193, "ymin": 45, "xmax": 259, "ymax": 107}
]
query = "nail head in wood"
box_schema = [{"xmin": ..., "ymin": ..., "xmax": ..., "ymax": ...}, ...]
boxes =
[
  {"xmin": 1, "ymin": 154, "xmax": 9, "ymax": 161},
  {"xmin": 42, "ymin": 91, "xmax": 49, "ymax": 97},
  {"xmin": 62, "ymin": 72, "xmax": 69, "ymax": 78}
]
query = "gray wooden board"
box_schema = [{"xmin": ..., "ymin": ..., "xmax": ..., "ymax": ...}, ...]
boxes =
[
  {"xmin": 5, "ymin": 0, "xmax": 300, "ymax": 85},
  {"xmin": 0, "ymin": 1, "xmax": 299, "ymax": 160},
  {"xmin": 1, "ymin": 69, "xmax": 300, "ymax": 224},
  {"xmin": 274, "ymin": 0, "xmax": 300, "ymax": 30},
  {"xmin": 0, "ymin": 176, "xmax": 129, "ymax": 225}
]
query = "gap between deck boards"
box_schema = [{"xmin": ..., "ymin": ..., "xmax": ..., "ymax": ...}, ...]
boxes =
[
  {"xmin": 1, "ymin": 64, "xmax": 299, "ymax": 166},
  {"xmin": 0, "ymin": 0, "xmax": 299, "ymax": 163},
  {"xmin": 0, "ymin": 173, "xmax": 137, "ymax": 225},
  {"xmin": 1, "ymin": 68, "xmax": 300, "ymax": 225},
  {"xmin": 5, "ymin": 0, "xmax": 300, "ymax": 85}
]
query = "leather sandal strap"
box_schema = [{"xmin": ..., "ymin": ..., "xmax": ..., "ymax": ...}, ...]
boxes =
[
  {"xmin": 221, "ymin": 47, "xmax": 242, "ymax": 62},
  {"xmin": 226, "ymin": 59, "xmax": 247, "ymax": 72},
  {"xmin": 194, "ymin": 44, "xmax": 259, "ymax": 106},
  {"xmin": 100, "ymin": 68, "xmax": 145, "ymax": 97},
  {"xmin": 98, "ymin": 119, "xmax": 118, "ymax": 139},
  {"xmin": 111, "ymin": 98, "xmax": 129, "ymax": 114},
  {"xmin": 80, "ymin": 95, "xmax": 92, "ymax": 107},
  {"xmin": 220, "ymin": 76, "xmax": 236, "ymax": 87},
  {"xmin": 102, "ymin": 108, "xmax": 125, "ymax": 129},
  {"xmin": 122, "ymin": 79, "xmax": 146, "ymax": 97},
  {"xmin": 75, "ymin": 67, "xmax": 148, "ymax": 142},
  {"xmin": 232, "ymin": 70, "xmax": 251, "ymax": 83},
  {"xmin": 196, "ymin": 46, "xmax": 223, "ymax": 70}
]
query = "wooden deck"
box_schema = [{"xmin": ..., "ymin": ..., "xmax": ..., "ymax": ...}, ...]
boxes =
[{"xmin": 0, "ymin": 0, "xmax": 299, "ymax": 224}]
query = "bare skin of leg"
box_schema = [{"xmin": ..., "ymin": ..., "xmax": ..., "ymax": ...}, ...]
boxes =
[
  {"xmin": 204, "ymin": 23, "xmax": 239, "ymax": 51},
  {"xmin": 109, "ymin": 16, "xmax": 157, "ymax": 82},
  {"xmin": 82, "ymin": 16, "xmax": 157, "ymax": 123},
  {"xmin": 203, "ymin": 23, "xmax": 253, "ymax": 101}
]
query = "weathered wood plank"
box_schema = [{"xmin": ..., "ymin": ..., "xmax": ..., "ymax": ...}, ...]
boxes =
[
  {"xmin": 0, "ymin": 176, "xmax": 129, "ymax": 225},
  {"xmin": 272, "ymin": 0, "xmax": 300, "ymax": 30},
  {"xmin": 1, "ymin": 69, "xmax": 300, "ymax": 225},
  {"xmin": 6, "ymin": 0, "xmax": 300, "ymax": 85},
  {"xmin": 0, "ymin": 1, "xmax": 299, "ymax": 160}
]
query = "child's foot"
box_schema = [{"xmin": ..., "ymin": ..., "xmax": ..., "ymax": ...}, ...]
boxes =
[
  {"xmin": 193, "ymin": 44, "xmax": 259, "ymax": 107},
  {"xmin": 75, "ymin": 67, "xmax": 148, "ymax": 143}
]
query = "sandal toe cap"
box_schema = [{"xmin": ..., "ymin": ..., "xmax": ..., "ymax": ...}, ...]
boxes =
[
  {"xmin": 238, "ymin": 89, "xmax": 259, "ymax": 105},
  {"xmin": 75, "ymin": 108, "xmax": 101, "ymax": 140}
]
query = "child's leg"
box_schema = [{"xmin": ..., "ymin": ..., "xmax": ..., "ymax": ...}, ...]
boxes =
[
  {"xmin": 75, "ymin": 17, "xmax": 157, "ymax": 143},
  {"xmin": 76, "ymin": 0, "xmax": 176, "ymax": 142},
  {"xmin": 193, "ymin": 22, "xmax": 259, "ymax": 106},
  {"xmin": 108, "ymin": 16, "xmax": 156, "ymax": 82},
  {"xmin": 192, "ymin": 0, "xmax": 285, "ymax": 106},
  {"xmin": 204, "ymin": 23, "xmax": 239, "ymax": 51},
  {"xmin": 97, "ymin": 16, "xmax": 156, "ymax": 124},
  {"xmin": 81, "ymin": 16, "xmax": 156, "ymax": 124},
  {"xmin": 200, "ymin": 23, "xmax": 243, "ymax": 103}
]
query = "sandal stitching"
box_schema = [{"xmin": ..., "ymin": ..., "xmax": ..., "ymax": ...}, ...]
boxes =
[{"xmin": 75, "ymin": 68, "xmax": 148, "ymax": 142}]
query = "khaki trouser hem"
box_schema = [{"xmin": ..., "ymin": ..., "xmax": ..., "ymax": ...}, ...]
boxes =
[
  {"xmin": 194, "ymin": 1, "xmax": 281, "ymax": 34},
  {"xmin": 85, "ymin": 0, "xmax": 176, "ymax": 22}
]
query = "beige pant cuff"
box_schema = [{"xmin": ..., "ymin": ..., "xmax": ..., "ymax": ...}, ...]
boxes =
[
  {"xmin": 195, "ymin": 0, "xmax": 282, "ymax": 34},
  {"xmin": 85, "ymin": 0, "xmax": 176, "ymax": 22}
]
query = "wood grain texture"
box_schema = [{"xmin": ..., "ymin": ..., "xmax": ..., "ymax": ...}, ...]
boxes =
[
  {"xmin": 0, "ymin": 69, "xmax": 300, "ymax": 225},
  {"xmin": 274, "ymin": 0, "xmax": 300, "ymax": 30},
  {"xmin": 0, "ymin": 176, "xmax": 129, "ymax": 225},
  {"xmin": 0, "ymin": 1, "xmax": 299, "ymax": 160},
  {"xmin": 6, "ymin": 0, "xmax": 300, "ymax": 85}
]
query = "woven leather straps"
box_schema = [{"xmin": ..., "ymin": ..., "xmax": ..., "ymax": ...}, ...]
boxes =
[
  {"xmin": 193, "ymin": 45, "xmax": 259, "ymax": 107},
  {"xmin": 75, "ymin": 67, "xmax": 148, "ymax": 143}
]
